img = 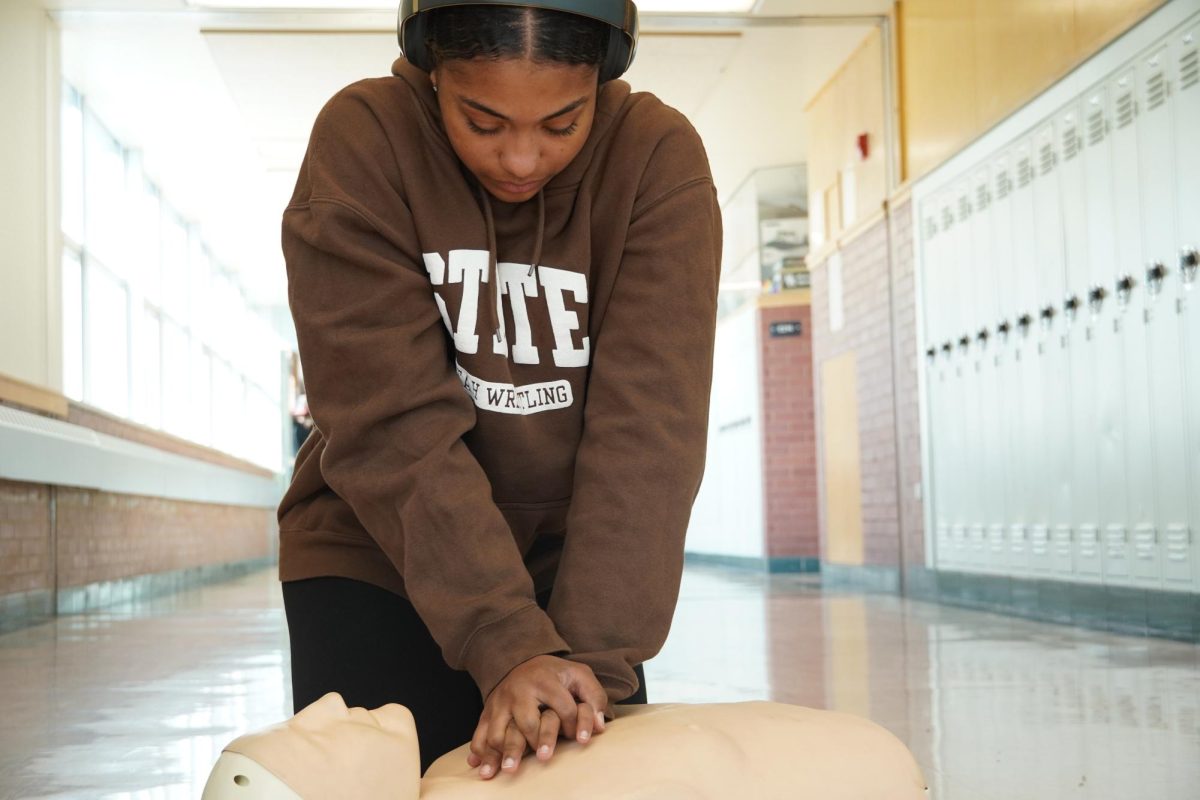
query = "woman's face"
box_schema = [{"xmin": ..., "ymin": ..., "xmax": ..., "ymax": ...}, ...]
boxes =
[{"xmin": 432, "ymin": 57, "xmax": 598, "ymax": 203}]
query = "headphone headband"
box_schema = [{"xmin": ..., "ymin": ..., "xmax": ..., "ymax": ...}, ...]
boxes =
[{"xmin": 398, "ymin": 0, "xmax": 638, "ymax": 83}]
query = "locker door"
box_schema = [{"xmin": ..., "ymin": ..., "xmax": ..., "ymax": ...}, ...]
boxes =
[
  {"xmin": 1033, "ymin": 120, "xmax": 1074, "ymax": 577},
  {"xmin": 1110, "ymin": 66, "xmax": 1159, "ymax": 587},
  {"xmin": 1137, "ymin": 44, "xmax": 1190, "ymax": 590},
  {"xmin": 953, "ymin": 181, "xmax": 985, "ymax": 571},
  {"xmin": 972, "ymin": 167, "xmax": 1006, "ymax": 572},
  {"xmin": 1059, "ymin": 102, "xmax": 1103, "ymax": 580},
  {"xmin": 923, "ymin": 198, "xmax": 954, "ymax": 569},
  {"xmin": 990, "ymin": 155, "xmax": 1026, "ymax": 574},
  {"xmin": 1171, "ymin": 22, "xmax": 1200, "ymax": 590},
  {"xmin": 1011, "ymin": 138, "xmax": 1046, "ymax": 576},
  {"xmin": 1081, "ymin": 81, "xmax": 1134, "ymax": 584}
]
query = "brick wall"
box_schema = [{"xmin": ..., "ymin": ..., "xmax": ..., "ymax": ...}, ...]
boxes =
[
  {"xmin": 889, "ymin": 199, "xmax": 926, "ymax": 566},
  {"xmin": 0, "ymin": 481, "xmax": 52, "ymax": 595},
  {"xmin": 810, "ymin": 205, "xmax": 925, "ymax": 571},
  {"xmin": 758, "ymin": 303, "xmax": 820, "ymax": 559}
]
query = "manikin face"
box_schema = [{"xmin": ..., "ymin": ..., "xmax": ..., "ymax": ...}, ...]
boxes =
[{"xmin": 431, "ymin": 57, "xmax": 599, "ymax": 203}]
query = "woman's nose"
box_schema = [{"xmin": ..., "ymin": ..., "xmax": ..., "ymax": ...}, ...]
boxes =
[{"xmin": 499, "ymin": 135, "xmax": 539, "ymax": 180}]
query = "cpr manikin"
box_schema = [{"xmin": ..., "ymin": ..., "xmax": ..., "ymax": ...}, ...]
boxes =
[{"xmin": 203, "ymin": 692, "xmax": 927, "ymax": 799}]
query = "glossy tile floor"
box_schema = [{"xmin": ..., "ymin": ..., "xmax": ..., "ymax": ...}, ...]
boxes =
[{"xmin": 1, "ymin": 566, "xmax": 1197, "ymax": 799}]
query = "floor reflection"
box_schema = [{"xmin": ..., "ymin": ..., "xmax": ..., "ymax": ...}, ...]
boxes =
[{"xmin": 0, "ymin": 566, "xmax": 1196, "ymax": 799}]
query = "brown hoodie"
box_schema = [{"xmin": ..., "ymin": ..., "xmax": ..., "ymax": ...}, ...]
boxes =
[{"xmin": 278, "ymin": 56, "xmax": 721, "ymax": 703}]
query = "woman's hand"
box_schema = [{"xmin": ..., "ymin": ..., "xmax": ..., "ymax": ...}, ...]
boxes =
[{"xmin": 466, "ymin": 654, "xmax": 609, "ymax": 779}]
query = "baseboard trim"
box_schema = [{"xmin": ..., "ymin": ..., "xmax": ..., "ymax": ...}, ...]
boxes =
[{"xmin": 684, "ymin": 552, "xmax": 821, "ymax": 574}]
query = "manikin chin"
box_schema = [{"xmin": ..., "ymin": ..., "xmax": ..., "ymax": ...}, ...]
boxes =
[{"xmin": 202, "ymin": 691, "xmax": 928, "ymax": 799}]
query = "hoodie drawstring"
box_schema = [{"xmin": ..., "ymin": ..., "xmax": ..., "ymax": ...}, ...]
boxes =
[{"xmin": 477, "ymin": 184, "xmax": 545, "ymax": 345}]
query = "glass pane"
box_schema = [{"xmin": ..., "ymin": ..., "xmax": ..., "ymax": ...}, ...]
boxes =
[
  {"xmin": 135, "ymin": 178, "xmax": 161, "ymax": 306},
  {"xmin": 162, "ymin": 319, "xmax": 190, "ymax": 439},
  {"xmin": 161, "ymin": 212, "xmax": 189, "ymax": 325},
  {"xmin": 133, "ymin": 306, "xmax": 162, "ymax": 429},
  {"xmin": 211, "ymin": 358, "xmax": 243, "ymax": 457},
  {"xmin": 83, "ymin": 113, "xmax": 126, "ymax": 272},
  {"xmin": 85, "ymin": 261, "xmax": 130, "ymax": 416},
  {"xmin": 61, "ymin": 87, "xmax": 84, "ymax": 245},
  {"xmin": 190, "ymin": 340, "xmax": 211, "ymax": 446},
  {"xmin": 62, "ymin": 248, "xmax": 84, "ymax": 400}
]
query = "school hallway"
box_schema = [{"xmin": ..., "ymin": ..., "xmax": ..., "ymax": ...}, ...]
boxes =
[{"xmin": 1, "ymin": 565, "xmax": 1196, "ymax": 799}]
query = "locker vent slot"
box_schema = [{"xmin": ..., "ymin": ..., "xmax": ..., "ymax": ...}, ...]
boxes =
[
  {"xmin": 996, "ymin": 170, "xmax": 1012, "ymax": 199},
  {"xmin": 941, "ymin": 207, "xmax": 954, "ymax": 230},
  {"xmin": 924, "ymin": 218, "xmax": 937, "ymax": 240},
  {"xmin": 975, "ymin": 184, "xmax": 991, "ymax": 211},
  {"xmin": 1016, "ymin": 157, "xmax": 1033, "ymax": 188},
  {"xmin": 957, "ymin": 195, "xmax": 971, "ymax": 221},
  {"xmin": 1181, "ymin": 48, "xmax": 1199, "ymax": 90},
  {"xmin": 1038, "ymin": 142, "xmax": 1056, "ymax": 175},
  {"xmin": 1061, "ymin": 127, "xmax": 1080, "ymax": 160},
  {"xmin": 1115, "ymin": 91, "xmax": 1135, "ymax": 128},
  {"xmin": 1086, "ymin": 110, "xmax": 1106, "ymax": 146},
  {"xmin": 1145, "ymin": 71, "xmax": 1167, "ymax": 111}
]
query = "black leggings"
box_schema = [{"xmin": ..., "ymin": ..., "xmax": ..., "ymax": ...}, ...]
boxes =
[{"xmin": 283, "ymin": 576, "xmax": 647, "ymax": 772}]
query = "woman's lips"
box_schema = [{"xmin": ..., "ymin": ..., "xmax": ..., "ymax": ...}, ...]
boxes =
[{"xmin": 496, "ymin": 180, "xmax": 540, "ymax": 194}]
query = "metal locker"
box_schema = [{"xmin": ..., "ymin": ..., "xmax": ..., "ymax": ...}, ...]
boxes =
[
  {"xmin": 1110, "ymin": 65, "xmax": 1160, "ymax": 587},
  {"xmin": 1058, "ymin": 102, "xmax": 1104, "ymax": 580},
  {"xmin": 922, "ymin": 199, "xmax": 955, "ymax": 569},
  {"xmin": 1170, "ymin": 21, "xmax": 1200, "ymax": 590},
  {"xmin": 1080, "ymin": 80, "xmax": 1135, "ymax": 584},
  {"xmin": 1137, "ymin": 43, "xmax": 1190, "ymax": 589},
  {"xmin": 989, "ymin": 154, "xmax": 1027, "ymax": 575},
  {"xmin": 1032, "ymin": 119, "xmax": 1075, "ymax": 577},
  {"xmin": 971, "ymin": 166, "xmax": 1007, "ymax": 572},
  {"xmin": 1011, "ymin": 135, "xmax": 1049, "ymax": 576},
  {"xmin": 952, "ymin": 180, "xmax": 986, "ymax": 571}
]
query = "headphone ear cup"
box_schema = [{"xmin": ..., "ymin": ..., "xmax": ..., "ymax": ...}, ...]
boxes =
[
  {"xmin": 400, "ymin": 13, "xmax": 435, "ymax": 72},
  {"xmin": 599, "ymin": 25, "xmax": 632, "ymax": 83}
]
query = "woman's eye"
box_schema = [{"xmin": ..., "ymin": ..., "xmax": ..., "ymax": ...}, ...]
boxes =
[
  {"xmin": 548, "ymin": 122, "xmax": 579, "ymax": 137},
  {"xmin": 466, "ymin": 120, "xmax": 499, "ymax": 136}
]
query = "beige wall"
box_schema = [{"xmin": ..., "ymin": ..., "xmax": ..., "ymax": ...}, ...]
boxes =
[
  {"xmin": 0, "ymin": 0, "xmax": 59, "ymax": 391},
  {"xmin": 804, "ymin": 27, "xmax": 888, "ymax": 249},
  {"xmin": 898, "ymin": 0, "xmax": 1166, "ymax": 180}
]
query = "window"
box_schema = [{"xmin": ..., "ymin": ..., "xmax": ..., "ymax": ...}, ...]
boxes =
[{"xmin": 61, "ymin": 82, "xmax": 286, "ymax": 471}]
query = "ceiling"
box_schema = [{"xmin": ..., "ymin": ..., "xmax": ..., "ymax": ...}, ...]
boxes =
[{"xmin": 53, "ymin": 0, "xmax": 880, "ymax": 318}]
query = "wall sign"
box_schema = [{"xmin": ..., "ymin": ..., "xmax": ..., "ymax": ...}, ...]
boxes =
[{"xmin": 769, "ymin": 321, "xmax": 803, "ymax": 337}]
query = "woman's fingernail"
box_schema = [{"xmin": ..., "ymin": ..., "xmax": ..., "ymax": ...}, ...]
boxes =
[
  {"xmin": 480, "ymin": 765, "xmax": 493, "ymax": 778},
  {"xmin": 596, "ymin": 711, "xmax": 606, "ymax": 729},
  {"xmin": 579, "ymin": 730, "xmax": 590, "ymax": 742},
  {"xmin": 502, "ymin": 757, "xmax": 515, "ymax": 769},
  {"xmin": 538, "ymin": 745, "xmax": 551, "ymax": 757}
]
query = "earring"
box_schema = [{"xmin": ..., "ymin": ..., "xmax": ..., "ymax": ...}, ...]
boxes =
[{"xmin": 432, "ymin": 83, "xmax": 439, "ymax": 93}]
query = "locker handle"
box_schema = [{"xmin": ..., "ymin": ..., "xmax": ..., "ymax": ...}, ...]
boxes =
[
  {"xmin": 1040, "ymin": 305, "xmax": 1057, "ymax": 321},
  {"xmin": 1087, "ymin": 285, "xmax": 1107, "ymax": 312},
  {"xmin": 1181, "ymin": 248, "xmax": 1198, "ymax": 284},
  {"xmin": 976, "ymin": 328, "xmax": 990, "ymax": 343},
  {"xmin": 1017, "ymin": 313, "xmax": 1033, "ymax": 330},
  {"xmin": 1115, "ymin": 274, "xmax": 1136, "ymax": 306},
  {"xmin": 1145, "ymin": 261, "xmax": 1167, "ymax": 294},
  {"xmin": 1063, "ymin": 295, "xmax": 1080, "ymax": 319},
  {"xmin": 926, "ymin": 347, "xmax": 937, "ymax": 361},
  {"xmin": 997, "ymin": 320, "xmax": 1012, "ymax": 336},
  {"xmin": 958, "ymin": 335, "xmax": 970, "ymax": 351},
  {"xmin": 941, "ymin": 341, "xmax": 953, "ymax": 354}
]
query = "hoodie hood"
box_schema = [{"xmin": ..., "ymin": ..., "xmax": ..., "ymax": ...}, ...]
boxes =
[{"xmin": 390, "ymin": 57, "xmax": 630, "ymax": 346}]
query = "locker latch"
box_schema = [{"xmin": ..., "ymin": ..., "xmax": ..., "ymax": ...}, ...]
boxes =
[
  {"xmin": 975, "ymin": 328, "xmax": 990, "ymax": 346},
  {"xmin": 996, "ymin": 319, "xmax": 1012, "ymax": 340},
  {"xmin": 926, "ymin": 347, "xmax": 937, "ymax": 362},
  {"xmin": 957, "ymin": 335, "xmax": 970, "ymax": 353},
  {"xmin": 1039, "ymin": 304, "xmax": 1057, "ymax": 328},
  {"xmin": 1115, "ymin": 274, "xmax": 1136, "ymax": 305},
  {"xmin": 1145, "ymin": 261, "xmax": 1168, "ymax": 295},
  {"xmin": 1017, "ymin": 313, "xmax": 1033, "ymax": 335},
  {"xmin": 1181, "ymin": 248, "xmax": 1198, "ymax": 286},
  {"xmin": 1063, "ymin": 295, "xmax": 1081, "ymax": 321},
  {"xmin": 1087, "ymin": 285, "xmax": 1107, "ymax": 314},
  {"xmin": 941, "ymin": 341, "xmax": 953, "ymax": 355}
]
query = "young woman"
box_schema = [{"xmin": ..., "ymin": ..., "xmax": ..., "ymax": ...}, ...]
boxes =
[{"xmin": 277, "ymin": 0, "xmax": 722, "ymax": 780}]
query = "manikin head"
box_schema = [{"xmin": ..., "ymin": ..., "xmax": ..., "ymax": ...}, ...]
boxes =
[
  {"xmin": 201, "ymin": 692, "xmax": 421, "ymax": 800},
  {"xmin": 420, "ymin": 5, "xmax": 609, "ymax": 203}
]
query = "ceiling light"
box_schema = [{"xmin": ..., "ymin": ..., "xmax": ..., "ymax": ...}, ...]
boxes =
[{"xmin": 185, "ymin": 0, "xmax": 758, "ymax": 13}]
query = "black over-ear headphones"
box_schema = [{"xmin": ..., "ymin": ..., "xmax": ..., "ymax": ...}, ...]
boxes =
[{"xmin": 398, "ymin": 0, "xmax": 639, "ymax": 83}]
